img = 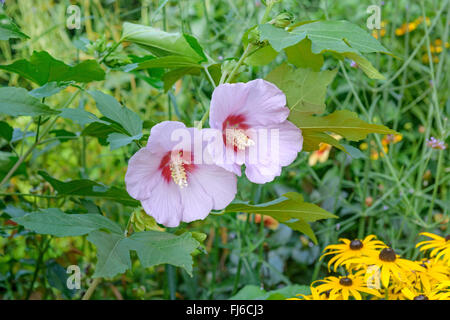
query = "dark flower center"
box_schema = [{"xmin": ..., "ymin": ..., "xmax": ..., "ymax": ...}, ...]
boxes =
[
  {"xmin": 339, "ymin": 277, "xmax": 353, "ymax": 287},
  {"xmin": 414, "ymin": 295, "xmax": 429, "ymax": 300},
  {"xmin": 350, "ymin": 239, "xmax": 363, "ymax": 250},
  {"xmin": 445, "ymin": 235, "xmax": 450, "ymax": 241},
  {"xmin": 379, "ymin": 248, "xmax": 396, "ymax": 262}
]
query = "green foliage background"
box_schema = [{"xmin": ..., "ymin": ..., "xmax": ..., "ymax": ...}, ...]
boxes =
[{"xmin": 0, "ymin": 0, "xmax": 448, "ymax": 300}]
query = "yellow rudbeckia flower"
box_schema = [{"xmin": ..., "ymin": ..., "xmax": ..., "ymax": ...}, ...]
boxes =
[
  {"xmin": 401, "ymin": 286, "xmax": 448, "ymax": 300},
  {"xmin": 320, "ymin": 235, "xmax": 387, "ymax": 271},
  {"xmin": 410, "ymin": 259, "xmax": 449, "ymax": 292},
  {"xmin": 313, "ymin": 272, "xmax": 382, "ymax": 300},
  {"xmin": 416, "ymin": 232, "xmax": 450, "ymax": 265},
  {"xmin": 350, "ymin": 248, "xmax": 425, "ymax": 288}
]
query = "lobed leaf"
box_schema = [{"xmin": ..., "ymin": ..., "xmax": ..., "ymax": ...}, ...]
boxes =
[
  {"xmin": 12, "ymin": 208, "xmax": 123, "ymax": 236},
  {"xmin": 38, "ymin": 170, "xmax": 139, "ymax": 207},
  {"xmin": 0, "ymin": 13, "xmax": 29, "ymax": 40},
  {"xmin": 266, "ymin": 63, "xmax": 337, "ymax": 115},
  {"xmin": 0, "ymin": 51, "xmax": 105, "ymax": 85},
  {"xmin": 225, "ymin": 192, "xmax": 337, "ymax": 244},
  {"xmin": 290, "ymin": 110, "xmax": 396, "ymax": 141},
  {"xmin": 0, "ymin": 87, "xmax": 59, "ymax": 117}
]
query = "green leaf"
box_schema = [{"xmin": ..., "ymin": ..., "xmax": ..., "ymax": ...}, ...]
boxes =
[
  {"xmin": 13, "ymin": 208, "xmax": 123, "ymax": 236},
  {"xmin": 122, "ymin": 22, "xmax": 206, "ymax": 62},
  {"xmin": 341, "ymin": 143, "xmax": 366, "ymax": 159},
  {"xmin": 88, "ymin": 90, "xmax": 143, "ymax": 137},
  {"xmin": 45, "ymin": 260, "xmax": 77, "ymax": 299},
  {"xmin": 0, "ymin": 14, "xmax": 29, "ymax": 40},
  {"xmin": 266, "ymin": 63, "xmax": 337, "ymax": 115},
  {"xmin": 260, "ymin": 21, "xmax": 388, "ymax": 79},
  {"xmin": 259, "ymin": 24, "xmax": 305, "ymax": 52},
  {"xmin": 107, "ymin": 132, "xmax": 142, "ymax": 150},
  {"xmin": 0, "ymin": 87, "xmax": 59, "ymax": 117},
  {"xmin": 29, "ymin": 82, "xmax": 68, "ymax": 99},
  {"xmin": 0, "ymin": 121, "xmax": 13, "ymax": 141},
  {"xmin": 87, "ymin": 231, "xmax": 132, "ymax": 278},
  {"xmin": 225, "ymin": 192, "xmax": 336, "ymax": 243},
  {"xmin": 81, "ymin": 122, "xmax": 120, "ymax": 144},
  {"xmin": 129, "ymin": 231, "xmax": 200, "ymax": 276},
  {"xmin": 0, "ymin": 51, "xmax": 105, "ymax": 86},
  {"xmin": 290, "ymin": 110, "xmax": 396, "ymax": 141},
  {"xmin": 291, "ymin": 20, "xmax": 389, "ymax": 54},
  {"xmin": 60, "ymin": 108, "xmax": 104, "ymax": 126},
  {"xmin": 163, "ymin": 67, "xmax": 201, "ymax": 92},
  {"xmin": 38, "ymin": 170, "xmax": 139, "ymax": 207},
  {"xmin": 229, "ymin": 285, "xmax": 265, "ymax": 300},
  {"xmin": 301, "ymin": 130, "xmax": 345, "ymax": 152},
  {"xmin": 343, "ymin": 52, "xmax": 385, "ymax": 80},
  {"xmin": 49, "ymin": 129, "xmax": 77, "ymax": 143},
  {"xmin": 0, "ymin": 152, "xmax": 27, "ymax": 180},
  {"xmin": 88, "ymin": 230, "xmax": 201, "ymax": 279},
  {"xmin": 2, "ymin": 205, "xmax": 27, "ymax": 219},
  {"xmin": 245, "ymin": 45, "xmax": 279, "ymax": 67},
  {"xmin": 134, "ymin": 55, "xmax": 203, "ymax": 70},
  {"xmin": 285, "ymin": 38, "xmax": 324, "ymax": 71},
  {"xmin": 230, "ymin": 284, "xmax": 310, "ymax": 300}
]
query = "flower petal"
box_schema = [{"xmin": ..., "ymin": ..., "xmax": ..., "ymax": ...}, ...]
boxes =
[
  {"xmin": 125, "ymin": 147, "xmax": 162, "ymax": 200},
  {"xmin": 192, "ymin": 164, "xmax": 237, "ymax": 210},
  {"xmin": 209, "ymin": 79, "xmax": 289, "ymax": 130},
  {"xmin": 179, "ymin": 173, "xmax": 213, "ymax": 223},
  {"xmin": 146, "ymin": 121, "xmax": 190, "ymax": 154},
  {"xmin": 244, "ymin": 121, "xmax": 302, "ymax": 183},
  {"xmin": 141, "ymin": 178, "xmax": 183, "ymax": 227}
]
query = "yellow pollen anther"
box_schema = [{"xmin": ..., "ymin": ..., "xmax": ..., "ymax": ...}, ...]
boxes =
[
  {"xmin": 226, "ymin": 128, "xmax": 255, "ymax": 150},
  {"xmin": 170, "ymin": 155, "xmax": 188, "ymax": 188}
]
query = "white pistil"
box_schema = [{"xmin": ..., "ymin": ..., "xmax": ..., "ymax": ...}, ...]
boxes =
[
  {"xmin": 226, "ymin": 128, "xmax": 255, "ymax": 150},
  {"xmin": 170, "ymin": 155, "xmax": 188, "ymax": 188}
]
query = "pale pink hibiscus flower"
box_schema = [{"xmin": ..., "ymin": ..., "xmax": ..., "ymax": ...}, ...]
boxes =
[
  {"xmin": 207, "ymin": 79, "xmax": 303, "ymax": 183},
  {"xmin": 125, "ymin": 121, "xmax": 237, "ymax": 227}
]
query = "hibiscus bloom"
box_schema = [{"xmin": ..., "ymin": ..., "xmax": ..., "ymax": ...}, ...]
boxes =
[
  {"xmin": 125, "ymin": 121, "xmax": 237, "ymax": 227},
  {"xmin": 207, "ymin": 79, "xmax": 303, "ymax": 184}
]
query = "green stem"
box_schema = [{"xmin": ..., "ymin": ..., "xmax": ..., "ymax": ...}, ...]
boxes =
[
  {"xmin": 82, "ymin": 278, "xmax": 102, "ymax": 300},
  {"xmin": 225, "ymin": 43, "xmax": 254, "ymax": 84},
  {"xmin": 232, "ymin": 213, "xmax": 250, "ymax": 295},
  {"xmin": 25, "ymin": 236, "xmax": 50, "ymax": 299},
  {"xmin": 203, "ymin": 65, "xmax": 217, "ymax": 88},
  {"xmin": 99, "ymin": 40, "xmax": 122, "ymax": 64},
  {"xmin": 427, "ymin": 149, "xmax": 444, "ymax": 223}
]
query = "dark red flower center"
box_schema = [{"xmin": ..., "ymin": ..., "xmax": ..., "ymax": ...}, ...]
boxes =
[
  {"xmin": 222, "ymin": 114, "xmax": 252, "ymax": 151},
  {"xmin": 349, "ymin": 239, "xmax": 363, "ymax": 250},
  {"xmin": 379, "ymin": 248, "xmax": 396, "ymax": 262},
  {"xmin": 339, "ymin": 277, "xmax": 353, "ymax": 287},
  {"xmin": 159, "ymin": 150, "xmax": 195, "ymax": 186},
  {"xmin": 445, "ymin": 235, "xmax": 450, "ymax": 241}
]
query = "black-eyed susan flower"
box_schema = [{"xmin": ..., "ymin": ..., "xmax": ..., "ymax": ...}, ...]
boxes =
[
  {"xmin": 410, "ymin": 259, "xmax": 449, "ymax": 292},
  {"xmin": 320, "ymin": 235, "xmax": 386, "ymax": 271},
  {"xmin": 383, "ymin": 286, "xmax": 408, "ymax": 300},
  {"xmin": 401, "ymin": 285, "xmax": 448, "ymax": 300},
  {"xmin": 435, "ymin": 281, "xmax": 450, "ymax": 300},
  {"xmin": 416, "ymin": 232, "xmax": 450, "ymax": 265},
  {"xmin": 350, "ymin": 248, "xmax": 425, "ymax": 288},
  {"xmin": 313, "ymin": 272, "xmax": 382, "ymax": 300}
]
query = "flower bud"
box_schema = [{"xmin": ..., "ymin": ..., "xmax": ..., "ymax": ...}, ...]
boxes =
[{"xmin": 272, "ymin": 12, "xmax": 293, "ymax": 28}]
